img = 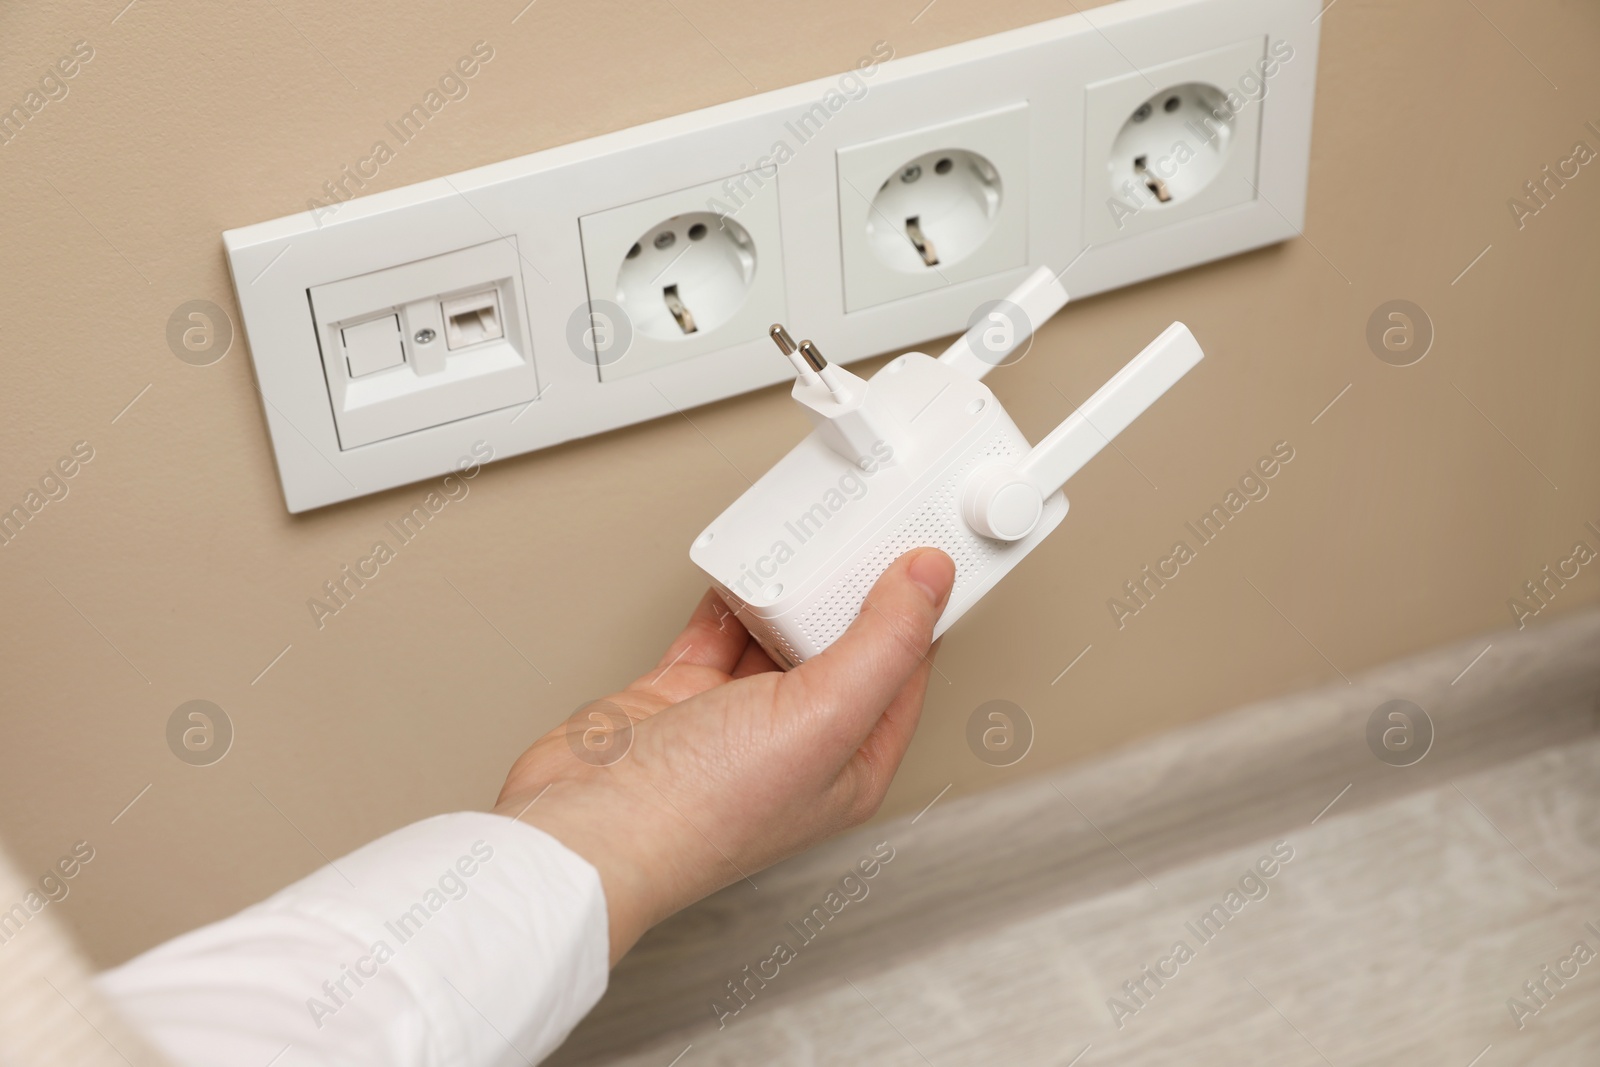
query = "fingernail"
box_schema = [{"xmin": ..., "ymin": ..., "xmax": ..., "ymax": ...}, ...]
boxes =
[{"xmin": 907, "ymin": 549, "xmax": 955, "ymax": 606}]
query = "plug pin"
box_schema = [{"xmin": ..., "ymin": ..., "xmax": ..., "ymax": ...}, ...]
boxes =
[
  {"xmin": 799, "ymin": 340, "xmax": 853, "ymax": 403},
  {"xmin": 770, "ymin": 324, "xmax": 798, "ymax": 355},
  {"xmin": 664, "ymin": 285, "xmax": 698, "ymax": 334},
  {"xmin": 771, "ymin": 323, "xmax": 820, "ymax": 385},
  {"xmin": 905, "ymin": 216, "xmax": 940, "ymax": 266},
  {"xmin": 1133, "ymin": 157, "xmax": 1172, "ymax": 203},
  {"xmin": 797, "ymin": 340, "xmax": 828, "ymax": 372}
]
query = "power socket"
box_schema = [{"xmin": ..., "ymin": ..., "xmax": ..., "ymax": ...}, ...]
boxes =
[
  {"xmin": 578, "ymin": 174, "xmax": 786, "ymax": 380},
  {"xmin": 836, "ymin": 103, "xmax": 1030, "ymax": 312},
  {"xmin": 1083, "ymin": 37, "xmax": 1277, "ymax": 245},
  {"xmin": 224, "ymin": 0, "xmax": 1317, "ymax": 512},
  {"xmin": 690, "ymin": 267, "xmax": 1204, "ymax": 666}
]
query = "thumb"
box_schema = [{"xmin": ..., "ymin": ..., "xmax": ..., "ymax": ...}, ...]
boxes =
[{"xmin": 784, "ymin": 548, "xmax": 956, "ymax": 745}]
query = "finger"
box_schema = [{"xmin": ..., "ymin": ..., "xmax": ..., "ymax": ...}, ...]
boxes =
[
  {"xmin": 826, "ymin": 653, "xmax": 938, "ymax": 824},
  {"xmin": 650, "ymin": 589, "xmax": 750, "ymax": 674},
  {"xmin": 853, "ymin": 638, "xmax": 941, "ymax": 782},
  {"xmin": 782, "ymin": 548, "xmax": 955, "ymax": 759},
  {"xmin": 730, "ymin": 638, "xmax": 780, "ymax": 679}
]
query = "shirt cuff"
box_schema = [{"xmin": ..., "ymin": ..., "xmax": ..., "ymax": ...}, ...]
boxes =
[{"xmin": 97, "ymin": 812, "xmax": 609, "ymax": 1067}]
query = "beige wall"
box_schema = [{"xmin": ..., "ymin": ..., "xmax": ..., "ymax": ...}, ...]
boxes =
[{"xmin": 3, "ymin": 0, "xmax": 1596, "ymax": 968}]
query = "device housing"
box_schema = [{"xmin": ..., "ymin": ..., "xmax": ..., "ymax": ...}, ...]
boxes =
[
  {"xmin": 691, "ymin": 351, "xmax": 1069, "ymax": 667},
  {"xmin": 691, "ymin": 266, "xmax": 1202, "ymax": 667}
]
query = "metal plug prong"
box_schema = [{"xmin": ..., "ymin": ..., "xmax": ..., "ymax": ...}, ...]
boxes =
[
  {"xmin": 770, "ymin": 324, "xmax": 798, "ymax": 354},
  {"xmin": 772, "ymin": 323, "xmax": 820, "ymax": 385},
  {"xmin": 799, "ymin": 340, "xmax": 852, "ymax": 403}
]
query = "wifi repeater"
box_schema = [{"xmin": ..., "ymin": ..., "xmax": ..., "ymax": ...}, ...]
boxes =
[{"xmin": 689, "ymin": 266, "xmax": 1204, "ymax": 668}]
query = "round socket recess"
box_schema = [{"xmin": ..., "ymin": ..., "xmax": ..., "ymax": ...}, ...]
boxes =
[
  {"xmin": 866, "ymin": 149, "xmax": 1002, "ymax": 274},
  {"xmin": 617, "ymin": 212, "xmax": 757, "ymax": 342},
  {"xmin": 1109, "ymin": 83, "xmax": 1234, "ymax": 205}
]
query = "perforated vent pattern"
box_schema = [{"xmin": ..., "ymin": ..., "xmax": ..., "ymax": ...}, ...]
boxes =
[
  {"xmin": 715, "ymin": 584, "xmax": 803, "ymax": 670},
  {"xmin": 795, "ymin": 433, "xmax": 1021, "ymax": 652},
  {"xmin": 749, "ymin": 615, "xmax": 802, "ymax": 671}
]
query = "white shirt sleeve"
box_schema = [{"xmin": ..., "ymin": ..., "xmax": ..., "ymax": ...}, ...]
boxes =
[{"xmin": 95, "ymin": 812, "xmax": 610, "ymax": 1067}]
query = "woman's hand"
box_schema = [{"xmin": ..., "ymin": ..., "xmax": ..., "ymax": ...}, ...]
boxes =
[{"xmin": 494, "ymin": 548, "xmax": 955, "ymax": 964}]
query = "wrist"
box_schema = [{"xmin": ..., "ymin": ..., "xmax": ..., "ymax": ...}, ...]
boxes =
[{"xmin": 495, "ymin": 775, "xmax": 690, "ymax": 965}]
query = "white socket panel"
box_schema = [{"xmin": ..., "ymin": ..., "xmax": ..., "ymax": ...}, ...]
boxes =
[
  {"xmin": 837, "ymin": 102, "xmax": 1031, "ymax": 311},
  {"xmin": 578, "ymin": 174, "xmax": 787, "ymax": 381},
  {"xmin": 1083, "ymin": 37, "xmax": 1271, "ymax": 245},
  {"xmin": 224, "ymin": 0, "xmax": 1320, "ymax": 512}
]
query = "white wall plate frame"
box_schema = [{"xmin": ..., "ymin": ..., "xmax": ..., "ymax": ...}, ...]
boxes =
[{"xmin": 223, "ymin": 0, "xmax": 1320, "ymax": 512}]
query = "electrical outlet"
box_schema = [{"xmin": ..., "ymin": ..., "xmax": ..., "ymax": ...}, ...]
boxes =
[
  {"xmin": 225, "ymin": 0, "xmax": 1320, "ymax": 512},
  {"xmin": 836, "ymin": 103, "xmax": 1029, "ymax": 312},
  {"xmin": 1083, "ymin": 37, "xmax": 1274, "ymax": 245},
  {"xmin": 578, "ymin": 175, "xmax": 785, "ymax": 380}
]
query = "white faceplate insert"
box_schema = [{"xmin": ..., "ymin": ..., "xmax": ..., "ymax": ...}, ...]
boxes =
[
  {"xmin": 578, "ymin": 175, "xmax": 787, "ymax": 381},
  {"xmin": 837, "ymin": 103, "xmax": 1031, "ymax": 312},
  {"xmin": 1083, "ymin": 37, "xmax": 1269, "ymax": 245},
  {"xmin": 223, "ymin": 0, "xmax": 1320, "ymax": 512},
  {"xmin": 308, "ymin": 239, "xmax": 538, "ymax": 450}
]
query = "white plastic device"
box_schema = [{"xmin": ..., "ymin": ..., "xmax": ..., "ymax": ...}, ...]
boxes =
[{"xmin": 689, "ymin": 266, "xmax": 1204, "ymax": 667}]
